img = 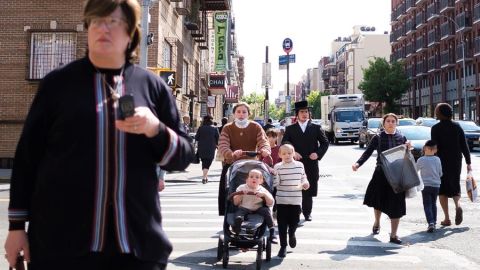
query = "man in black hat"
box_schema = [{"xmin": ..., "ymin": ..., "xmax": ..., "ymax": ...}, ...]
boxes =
[
  {"xmin": 282, "ymin": 100, "xmax": 329, "ymax": 221},
  {"xmin": 263, "ymin": 118, "xmax": 275, "ymax": 131}
]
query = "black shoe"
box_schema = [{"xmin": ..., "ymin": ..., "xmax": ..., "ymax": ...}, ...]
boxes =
[
  {"xmin": 202, "ymin": 178, "xmax": 207, "ymax": 184},
  {"xmin": 427, "ymin": 224, "xmax": 435, "ymax": 233},
  {"xmin": 304, "ymin": 215, "xmax": 312, "ymax": 221},
  {"xmin": 269, "ymin": 228, "xmax": 278, "ymax": 243},
  {"xmin": 288, "ymin": 233, "xmax": 297, "ymax": 248},
  {"xmin": 277, "ymin": 246, "xmax": 287, "ymax": 257},
  {"xmin": 233, "ymin": 216, "xmax": 243, "ymax": 234},
  {"xmin": 389, "ymin": 236, "xmax": 402, "ymax": 245},
  {"xmin": 372, "ymin": 225, "xmax": 380, "ymax": 235}
]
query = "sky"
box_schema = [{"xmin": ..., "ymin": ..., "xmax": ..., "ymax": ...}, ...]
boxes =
[{"xmin": 232, "ymin": 0, "xmax": 391, "ymax": 100}]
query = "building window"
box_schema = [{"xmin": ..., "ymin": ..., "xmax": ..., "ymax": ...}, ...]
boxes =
[
  {"xmin": 29, "ymin": 32, "xmax": 76, "ymax": 80},
  {"xmin": 182, "ymin": 60, "xmax": 189, "ymax": 95},
  {"xmin": 162, "ymin": 40, "xmax": 172, "ymax": 68}
]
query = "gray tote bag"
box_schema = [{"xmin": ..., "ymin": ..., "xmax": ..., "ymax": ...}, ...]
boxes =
[{"xmin": 379, "ymin": 145, "xmax": 421, "ymax": 193}]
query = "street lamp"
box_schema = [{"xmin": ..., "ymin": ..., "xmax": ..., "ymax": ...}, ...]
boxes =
[{"xmin": 432, "ymin": 14, "xmax": 468, "ymax": 120}]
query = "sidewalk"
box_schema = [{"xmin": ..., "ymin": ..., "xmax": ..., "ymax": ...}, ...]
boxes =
[{"xmin": 164, "ymin": 160, "xmax": 223, "ymax": 183}]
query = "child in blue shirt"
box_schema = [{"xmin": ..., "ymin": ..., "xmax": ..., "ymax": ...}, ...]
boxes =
[{"xmin": 416, "ymin": 140, "xmax": 443, "ymax": 233}]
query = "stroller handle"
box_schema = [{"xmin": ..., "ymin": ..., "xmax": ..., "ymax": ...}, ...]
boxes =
[
  {"xmin": 227, "ymin": 191, "xmax": 267, "ymax": 203},
  {"xmin": 241, "ymin": 151, "xmax": 273, "ymax": 166}
]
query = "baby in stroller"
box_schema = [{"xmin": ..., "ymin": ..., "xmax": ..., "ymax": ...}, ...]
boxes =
[
  {"xmin": 218, "ymin": 157, "xmax": 275, "ymax": 268},
  {"xmin": 232, "ymin": 169, "xmax": 276, "ymax": 241}
]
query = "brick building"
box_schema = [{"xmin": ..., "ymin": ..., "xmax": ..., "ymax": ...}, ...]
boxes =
[
  {"xmin": 391, "ymin": 0, "xmax": 480, "ymax": 120},
  {"xmin": 0, "ymin": 0, "xmax": 239, "ymax": 168}
]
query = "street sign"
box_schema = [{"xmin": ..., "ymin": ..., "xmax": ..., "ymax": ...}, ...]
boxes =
[
  {"xmin": 283, "ymin": 38, "xmax": 293, "ymax": 54},
  {"xmin": 278, "ymin": 54, "xmax": 296, "ymax": 65},
  {"xmin": 285, "ymin": 95, "xmax": 291, "ymax": 114}
]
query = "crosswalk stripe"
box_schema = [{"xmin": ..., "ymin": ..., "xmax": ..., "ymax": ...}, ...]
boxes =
[
  {"xmin": 168, "ymin": 238, "xmax": 404, "ymax": 248},
  {"xmin": 168, "ymin": 251, "xmax": 422, "ymax": 263},
  {"xmin": 162, "ymin": 210, "xmax": 369, "ymax": 216},
  {"xmin": 161, "ymin": 204, "xmax": 367, "ymax": 209},
  {"xmin": 162, "ymin": 218, "xmax": 371, "ymax": 225}
]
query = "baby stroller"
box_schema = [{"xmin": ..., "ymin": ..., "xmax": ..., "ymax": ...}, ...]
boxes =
[{"xmin": 217, "ymin": 152, "xmax": 274, "ymax": 270}]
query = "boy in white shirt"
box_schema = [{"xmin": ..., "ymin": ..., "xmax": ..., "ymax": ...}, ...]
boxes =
[
  {"xmin": 273, "ymin": 144, "xmax": 309, "ymax": 258},
  {"xmin": 233, "ymin": 169, "xmax": 275, "ymax": 241}
]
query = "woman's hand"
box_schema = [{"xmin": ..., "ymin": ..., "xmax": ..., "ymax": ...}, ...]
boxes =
[
  {"xmin": 260, "ymin": 149, "xmax": 270, "ymax": 158},
  {"xmin": 4, "ymin": 230, "xmax": 30, "ymax": 267},
  {"xmin": 309, "ymin": 152, "xmax": 318, "ymax": 160},
  {"xmin": 294, "ymin": 152, "xmax": 302, "ymax": 160},
  {"xmin": 232, "ymin": 150, "xmax": 243, "ymax": 158},
  {"xmin": 116, "ymin": 107, "xmax": 161, "ymax": 138},
  {"xmin": 352, "ymin": 163, "xmax": 360, "ymax": 171},
  {"xmin": 405, "ymin": 140, "xmax": 412, "ymax": 150}
]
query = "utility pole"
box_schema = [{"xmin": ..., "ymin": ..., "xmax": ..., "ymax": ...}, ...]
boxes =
[
  {"xmin": 140, "ymin": 0, "xmax": 156, "ymax": 68},
  {"xmin": 264, "ymin": 46, "xmax": 269, "ymax": 123}
]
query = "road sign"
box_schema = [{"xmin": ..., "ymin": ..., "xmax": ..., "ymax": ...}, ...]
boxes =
[
  {"xmin": 283, "ymin": 38, "xmax": 293, "ymax": 54},
  {"xmin": 278, "ymin": 54, "xmax": 296, "ymax": 65},
  {"xmin": 285, "ymin": 95, "xmax": 291, "ymax": 113}
]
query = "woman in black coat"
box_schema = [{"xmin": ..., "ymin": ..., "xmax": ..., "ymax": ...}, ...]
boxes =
[
  {"xmin": 431, "ymin": 103, "xmax": 471, "ymax": 226},
  {"xmin": 195, "ymin": 115, "xmax": 219, "ymax": 184},
  {"xmin": 352, "ymin": 113, "xmax": 409, "ymax": 244}
]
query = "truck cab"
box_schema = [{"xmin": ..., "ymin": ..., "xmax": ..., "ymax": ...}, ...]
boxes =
[{"xmin": 321, "ymin": 94, "xmax": 365, "ymax": 144}]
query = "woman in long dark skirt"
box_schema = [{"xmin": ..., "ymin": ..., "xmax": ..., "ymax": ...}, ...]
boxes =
[
  {"xmin": 431, "ymin": 103, "xmax": 471, "ymax": 226},
  {"xmin": 352, "ymin": 113, "xmax": 410, "ymax": 244}
]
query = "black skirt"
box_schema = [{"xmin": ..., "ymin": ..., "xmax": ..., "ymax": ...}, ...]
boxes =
[
  {"xmin": 363, "ymin": 166, "xmax": 406, "ymax": 219},
  {"xmin": 439, "ymin": 157, "xmax": 462, "ymax": 197}
]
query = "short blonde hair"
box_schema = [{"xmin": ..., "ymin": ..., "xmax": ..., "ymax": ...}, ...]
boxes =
[{"xmin": 279, "ymin": 143, "xmax": 295, "ymax": 154}]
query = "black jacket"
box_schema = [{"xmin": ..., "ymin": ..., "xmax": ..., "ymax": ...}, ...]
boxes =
[
  {"xmin": 9, "ymin": 58, "xmax": 193, "ymax": 264},
  {"xmin": 282, "ymin": 120, "xmax": 329, "ymax": 196}
]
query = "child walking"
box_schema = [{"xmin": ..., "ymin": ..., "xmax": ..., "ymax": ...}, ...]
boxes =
[
  {"xmin": 263, "ymin": 128, "xmax": 281, "ymax": 166},
  {"xmin": 232, "ymin": 169, "xmax": 276, "ymax": 240},
  {"xmin": 416, "ymin": 140, "xmax": 443, "ymax": 232},
  {"xmin": 273, "ymin": 144, "xmax": 309, "ymax": 257}
]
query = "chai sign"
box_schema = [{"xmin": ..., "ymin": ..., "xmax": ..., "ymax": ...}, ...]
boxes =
[{"xmin": 283, "ymin": 38, "xmax": 293, "ymax": 54}]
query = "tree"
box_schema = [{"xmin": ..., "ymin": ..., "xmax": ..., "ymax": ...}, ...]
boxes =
[
  {"xmin": 269, "ymin": 104, "xmax": 285, "ymax": 121},
  {"xmin": 358, "ymin": 57, "xmax": 410, "ymax": 114},
  {"xmin": 306, "ymin": 90, "xmax": 324, "ymax": 119},
  {"xmin": 241, "ymin": 92, "xmax": 265, "ymax": 119}
]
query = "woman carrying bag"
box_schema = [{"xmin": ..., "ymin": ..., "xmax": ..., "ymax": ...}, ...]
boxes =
[{"xmin": 352, "ymin": 113, "xmax": 410, "ymax": 244}]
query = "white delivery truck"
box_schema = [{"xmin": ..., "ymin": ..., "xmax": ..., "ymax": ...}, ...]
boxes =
[{"xmin": 321, "ymin": 94, "xmax": 365, "ymax": 144}]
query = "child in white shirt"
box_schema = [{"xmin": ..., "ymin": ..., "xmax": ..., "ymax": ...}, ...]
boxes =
[{"xmin": 233, "ymin": 169, "xmax": 275, "ymax": 240}]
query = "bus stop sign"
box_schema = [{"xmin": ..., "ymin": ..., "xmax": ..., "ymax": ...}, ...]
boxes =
[{"xmin": 283, "ymin": 38, "xmax": 293, "ymax": 54}]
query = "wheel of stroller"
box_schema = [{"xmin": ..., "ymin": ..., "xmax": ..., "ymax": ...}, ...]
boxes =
[
  {"xmin": 216, "ymin": 238, "xmax": 222, "ymax": 261},
  {"xmin": 256, "ymin": 239, "xmax": 264, "ymax": 270},
  {"xmin": 222, "ymin": 240, "xmax": 229, "ymax": 268},
  {"xmin": 266, "ymin": 237, "xmax": 272, "ymax": 261}
]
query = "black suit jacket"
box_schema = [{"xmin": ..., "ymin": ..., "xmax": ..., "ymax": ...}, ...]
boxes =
[{"xmin": 282, "ymin": 120, "xmax": 329, "ymax": 196}]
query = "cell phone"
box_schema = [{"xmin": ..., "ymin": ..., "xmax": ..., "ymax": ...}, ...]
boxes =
[
  {"xmin": 118, "ymin": 94, "xmax": 135, "ymax": 119},
  {"xmin": 9, "ymin": 255, "xmax": 25, "ymax": 270}
]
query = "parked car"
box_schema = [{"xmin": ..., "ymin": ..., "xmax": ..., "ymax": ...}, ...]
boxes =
[
  {"xmin": 396, "ymin": 125, "xmax": 431, "ymax": 160},
  {"xmin": 358, "ymin": 118, "xmax": 383, "ymax": 148},
  {"xmin": 398, "ymin": 118, "xmax": 416, "ymax": 126},
  {"xmin": 456, "ymin": 120, "xmax": 480, "ymax": 151},
  {"xmin": 416, "ymin": 117, "xmax": 439, "ymax": 127}
]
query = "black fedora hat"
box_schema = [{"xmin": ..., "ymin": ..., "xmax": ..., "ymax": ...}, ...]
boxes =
[{"xmin": 294, "ymin": 100, "xmax": 311, "ymax": 113}]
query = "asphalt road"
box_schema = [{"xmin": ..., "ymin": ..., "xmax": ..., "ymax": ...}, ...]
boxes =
[{"xmin": 0, "ymin": 143, "xmax": 479, "ymax": 269}]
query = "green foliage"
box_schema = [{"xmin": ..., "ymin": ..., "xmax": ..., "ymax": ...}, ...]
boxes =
[
  {"xmin": 269, "ymin": 104, "xmax": 285, "ymax": 120},
  {"xmin": 358, "ymin": 57, "xmax": 410, "ymax": 114},
  {"xmin": 306, "ymin": 90, "xmax": 325, "ymax": 119},
  {"xmin": 241, "ymin": 92, "xmax": 265, "ymax": 119}
]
